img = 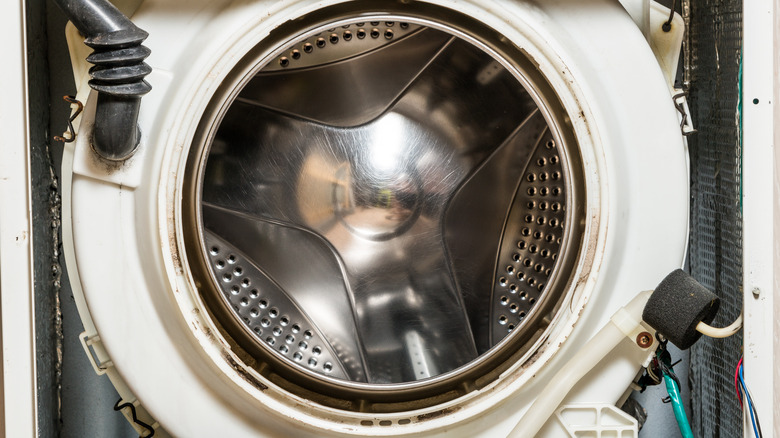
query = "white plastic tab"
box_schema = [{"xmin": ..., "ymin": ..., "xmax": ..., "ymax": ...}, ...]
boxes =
[
  {"xmin": 555, "ymin": 404, "xmax": 638, "ymax": 437},
  {"xmin": 647, "ymin": 2, "xmax": 684, "ymax": 91},
  {"xmin": 609, "ymin": 290, "xmax": 655, "ymax": 352},
  {"xmin": 79, "ymin": 332, "xmax": 114, "ymax": 375},
  {"xmin": 611, "ymin": 308, "xmax": 655, "ymax": 350},
  {"xmin": 610, "ymin": 307, "xmax": 641, "ymax": 339}
]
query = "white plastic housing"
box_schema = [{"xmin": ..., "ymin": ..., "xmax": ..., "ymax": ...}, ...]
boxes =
[{"xmin": 61, "ymin": 0, "xmax": 689, "ymax": 436}]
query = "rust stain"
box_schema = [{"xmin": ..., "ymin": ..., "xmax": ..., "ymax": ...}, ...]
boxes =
[
  {"xmin": 165, "ymin": 158, "xmax": 185, "ymax": 275},
  {"xmin": 223, "ymin": 353, "xmax": 268, "ymax": 391},
  {"xmin": 166, "ymin": 199, "xmax": 184, "ymax": 275},
  {"xmin": 415, "ymin": 407, "xmax": 457, "ymax": 422},
  {"xmin": 570, "ymin": 212, "xmax": 601, "ymax": 312},
  {"xmin": 518, "ymin": 346, "xmax": 544, "ymax": 372},
  {"xmin": 170, "ymin": 250, "xmax": 182, "ymax": 274}
]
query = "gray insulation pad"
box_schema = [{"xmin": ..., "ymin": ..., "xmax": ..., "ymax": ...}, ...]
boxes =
[{"xmin": 686, "ymin": 0, "xmax": 744, "ymax": 436}]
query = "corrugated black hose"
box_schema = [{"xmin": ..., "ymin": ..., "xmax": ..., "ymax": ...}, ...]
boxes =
[{"xmin": 53, "ymin": 0, "xmax": 151, "ymax": 161}]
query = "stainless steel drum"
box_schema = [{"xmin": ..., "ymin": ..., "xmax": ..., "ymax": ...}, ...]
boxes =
[{"xmin": 183, "ymin": 13, "xmax": 584, "ymax": 410}]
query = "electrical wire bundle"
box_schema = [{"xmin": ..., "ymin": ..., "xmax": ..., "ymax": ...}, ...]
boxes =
[
  {"xmin": 655, "ymin": 337, "xmax": 694, "ymax": 438},
  {"xmin": 637, "ymin": 334, "xmax": 694, "ymax": 438},
  {"xmin": 735, "ymin": 356, "xmax": 763, "ymax": 438}
]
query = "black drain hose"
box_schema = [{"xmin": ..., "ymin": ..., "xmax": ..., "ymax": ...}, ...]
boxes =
[{"xmin": 53, "ymin": 0, "xmax": 151, "ymax": 161}]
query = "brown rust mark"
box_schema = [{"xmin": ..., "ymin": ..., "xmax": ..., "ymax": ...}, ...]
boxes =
[
  {"xmin": 415, "ymin": 407, "xmax": 457, "ymax": 422},
  {"xmin": 190, "ymin": 315, "xmax": 215, "ymax": 342},
  {"xmin": 170, "ymin": 250, "xmax": 182, "ymax": 274},
  {"xmin": 518, "ymin": 345, "xmax": 545, "ymax": 373},
  {"xmin": 165, "ymin": 160, "xmax": 187, "ymax": 276},
  {"xmin": 570, "ymin": 212, "xmax": 601, "ymax": 312},
  {"xmin": 580, "ymin": 213, "xmax": 601, "ymax": 279},
  {"xmin": 223, "ymin": 352, "xmax": 268, "ymax": 391},
  {"xmin": 166, "ymin": 200, "xmax": 184, "ymax": 275}
]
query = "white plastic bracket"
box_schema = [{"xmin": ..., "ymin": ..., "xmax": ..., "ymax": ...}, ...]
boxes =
[
  {"xmin": 621, "ymin": 1, "xmax": 685, "ymax": 92},
  {"xmin": 610, "ymin": 291, "xmax": 657, "ymax": 368},
  {"xmin": 610, "ymin": 300, "xmax": 655, "ymax": 351},
  {"xmin": 555, "ymin": 404, "xmax": 639, "ymax": 437},
  {"xmin": 79, "ymin": 332, "xmax": 114, "ymax": 375}
]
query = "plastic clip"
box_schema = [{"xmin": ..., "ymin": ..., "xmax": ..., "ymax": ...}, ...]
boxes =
[{"xmin": 79, "ymin": 332, "xmax": 114, "ymax": 375}]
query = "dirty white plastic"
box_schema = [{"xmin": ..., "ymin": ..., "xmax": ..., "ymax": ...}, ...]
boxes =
[
  {"xmin": 61, "ymin": 0, "xmax": 689, "ymax": 436},
  {"xmin": 741, "ymin": 2, "xmax": 777, "ymax": 435},
  {"xmin": 556, "ymin": 404, "xmax": 639, "ymax": 437},
  {"xmin": 618, "ymin": 0, "xmax": 651, "ymax": 37},
  {"xmin": 509, "ymin": 291, "xmax": 655, "ymax": 437},
  {"xmin": 0, "ymin": 1, "xmax": 37, "ymax": 436},
  {"xmin": 646, "ymin": 2, "xmax": 685, "ymax": 91}
]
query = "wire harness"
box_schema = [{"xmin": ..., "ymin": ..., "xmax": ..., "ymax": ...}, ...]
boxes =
[
  {"xmin": 735, "ymin": 356, "xmax": 763, "ymax": 438},
  {"xmin": 655, "ymin": 335, "xmax": 694, "ymax": 438}
]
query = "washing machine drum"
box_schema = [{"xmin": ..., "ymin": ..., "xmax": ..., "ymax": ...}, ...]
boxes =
[
  {"xmin": 64, "ymin": 1, "xmax": 688, "ymax": 436},
  {"xmin": 187, "ymin": 18, "xmax": 582, "ymax": 399}
]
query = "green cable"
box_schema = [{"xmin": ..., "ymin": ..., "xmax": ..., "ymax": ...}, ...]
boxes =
[
  {"xmin": 738, "ymin": 49, "xmax": 743, "ymax": 210},
  {"xmin": 663, "ymin": 372, "xmax": 694, "ymax": 438}
]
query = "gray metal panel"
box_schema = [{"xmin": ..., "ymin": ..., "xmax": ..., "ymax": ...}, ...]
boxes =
[
  {"xmin": 27, "ymin": 0, "xmax": 61, "ymax": 434},
  {"xmin": 60, "ymin": 270, "xmax": 135, "ymax": 438},
  {"xmin": 32, "ymin": 1, "xmax": 137, "ymax": 436}
]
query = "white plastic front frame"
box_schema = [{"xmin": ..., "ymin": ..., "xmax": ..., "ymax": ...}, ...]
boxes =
[
  {"xmin": 741, "ymin": 1, "xmax": 778, "ymax": 435},
  {"xmin": 62, "ymin": 0, "xmax": 689, "ymax": 436},
  {"xmin": 0, "ymin": 1, "xmax": 37, "ymax": 436}
]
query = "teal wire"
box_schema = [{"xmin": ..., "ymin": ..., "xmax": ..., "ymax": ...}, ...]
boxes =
[
  {"xmin": 663, "ymin": 372, "xmax": 695, "ymax": 438},
  {"xmin": 738, "ymin": 49, "xmax": 743, "ymax": 209}
]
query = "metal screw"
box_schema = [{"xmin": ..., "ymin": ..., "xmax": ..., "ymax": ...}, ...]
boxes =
[
  {"xmin": 636, "ymin": 332, "xmax": 653, "ymax": 348},
  {"xmin": 752, "ymin": 287, "xmax": 761, "ymax": 298}
]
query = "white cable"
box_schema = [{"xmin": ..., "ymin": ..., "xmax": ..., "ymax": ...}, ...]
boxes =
[{"xmin": 695, "ymin": 312, "xmax": 743, "ymax": 338}]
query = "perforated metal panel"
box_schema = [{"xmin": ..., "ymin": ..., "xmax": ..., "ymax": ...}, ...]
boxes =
[{"xmin": 686, "ymin": 1, "xmax": 743, "ymax": 436}]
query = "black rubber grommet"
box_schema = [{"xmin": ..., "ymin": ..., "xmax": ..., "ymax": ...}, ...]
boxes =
[{"xmin": 642, "ymin": 269, "xmax": 720, "ymax": 350}]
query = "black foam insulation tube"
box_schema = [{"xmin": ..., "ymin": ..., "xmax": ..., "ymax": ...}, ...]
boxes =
[{"xmin": 643, "ymin": 269, "xmax": 720, "ymax": 350}]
